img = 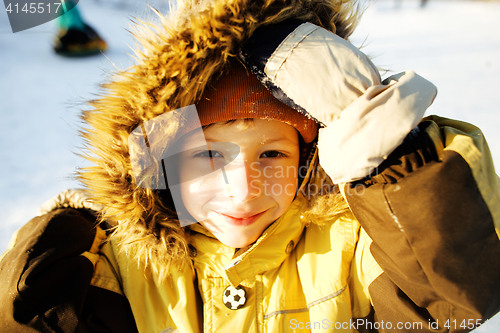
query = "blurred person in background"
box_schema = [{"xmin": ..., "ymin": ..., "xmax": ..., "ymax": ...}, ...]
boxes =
[{"xmin": 53, "ymin": 0, "xmax": 107, "ymax": 56}]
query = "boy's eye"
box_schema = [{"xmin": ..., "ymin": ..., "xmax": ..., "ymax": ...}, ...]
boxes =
[
  {"xmin": 261, "ymin": 150, "xmax": 287, "ymax": 158},
  {"xmin": 195, "ymin": 150, "xmax": 223, "ymax": 158}
]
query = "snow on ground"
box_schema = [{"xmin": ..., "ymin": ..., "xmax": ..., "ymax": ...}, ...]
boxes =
[
  {"xmin": 0, "ymin": 0, "xmax": 163, "ymax": 245},
  {"xmin": 1, "ymin": 0, "xmax": 499, "ymax": 330}
]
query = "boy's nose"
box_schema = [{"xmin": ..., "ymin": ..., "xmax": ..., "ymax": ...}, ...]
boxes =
[{"xmin": 224, "ymin": 159, "xmax": 261, "ymax": 203}]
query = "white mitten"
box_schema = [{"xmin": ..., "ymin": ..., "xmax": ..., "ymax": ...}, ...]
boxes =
[
  {"xmin": 318, "ymin": 71, "xmax": 437, "ymax": 184},
  {"xmin": 239, "ymin": 19, "xmax": 437, "ymax": 183}
]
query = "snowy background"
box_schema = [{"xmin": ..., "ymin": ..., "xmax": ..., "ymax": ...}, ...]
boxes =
[{"xmin": 1, "ymin": 0, "xmax": 499, "ymax": 330}]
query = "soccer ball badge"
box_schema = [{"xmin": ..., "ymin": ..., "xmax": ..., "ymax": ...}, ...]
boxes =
[{"xmin": 223, "ymin": 285, "xmax": 247, "ymax": 310}]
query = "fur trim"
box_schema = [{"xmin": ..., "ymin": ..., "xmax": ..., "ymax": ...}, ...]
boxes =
[{"xmin": 78, "ymin": 0, "xmax": 361, "ymax": 280}]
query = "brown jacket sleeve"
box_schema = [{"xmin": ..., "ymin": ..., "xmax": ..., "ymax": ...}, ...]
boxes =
[
  {"xmin": 0, "ymin": 208, "xmax": 138, "ymax": 333},
  {"xmin": 345, "ymin": 119, "xmax": 500, "ymax": 332}
]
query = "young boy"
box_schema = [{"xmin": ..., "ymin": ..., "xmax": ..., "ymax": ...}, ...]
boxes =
[{"xmin": 2, "ymin": 0, "xmax": 500, "ymax": 332}]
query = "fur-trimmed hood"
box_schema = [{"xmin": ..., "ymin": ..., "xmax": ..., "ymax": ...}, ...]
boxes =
[{"xmin": 79, "ymin": 0, "xmax": 361, "ymax": 278}]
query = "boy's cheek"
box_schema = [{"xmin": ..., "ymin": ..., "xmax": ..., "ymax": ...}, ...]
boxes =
[
  {"xmin": 179, "ymin": 173, "xmax": 225, "ymax": 198},
  {"xmin": 258, "ymin": 175, "xmax": 298, "ymax": 208}
]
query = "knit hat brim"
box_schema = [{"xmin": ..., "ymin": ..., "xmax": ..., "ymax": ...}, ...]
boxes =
[{"xmin": 193, "ymin": 60, "xmax": 318, "ymax": 143}]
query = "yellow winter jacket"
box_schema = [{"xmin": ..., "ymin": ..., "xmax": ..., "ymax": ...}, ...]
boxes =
[{"xmin": 94, "ymin": 190, "xmax": 380, "ymax": 333}]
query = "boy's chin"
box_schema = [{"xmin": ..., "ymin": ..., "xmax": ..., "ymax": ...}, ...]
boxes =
[
  {"xmin": 196, "ymin": 214, "xmax": 267, "ymax": 248},
  {"xmin": 203, "ymin": 223, "xmax": 261, "ymax": 248}
]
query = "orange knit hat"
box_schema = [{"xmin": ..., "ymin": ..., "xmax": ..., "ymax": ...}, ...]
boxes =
[{"xmin": 195, "ymin": 60, "xmax": 318, "ymax": 143}]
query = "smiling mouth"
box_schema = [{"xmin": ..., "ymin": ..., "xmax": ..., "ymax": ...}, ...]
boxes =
[{"xmin": 217, "ymin": 210, "xmax": 267, "ymax": 226}]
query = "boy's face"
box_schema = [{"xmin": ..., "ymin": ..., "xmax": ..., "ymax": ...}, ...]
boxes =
[{"xmin": 178, "ymin": 119, "xmax": 300, "ymax": 248}]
